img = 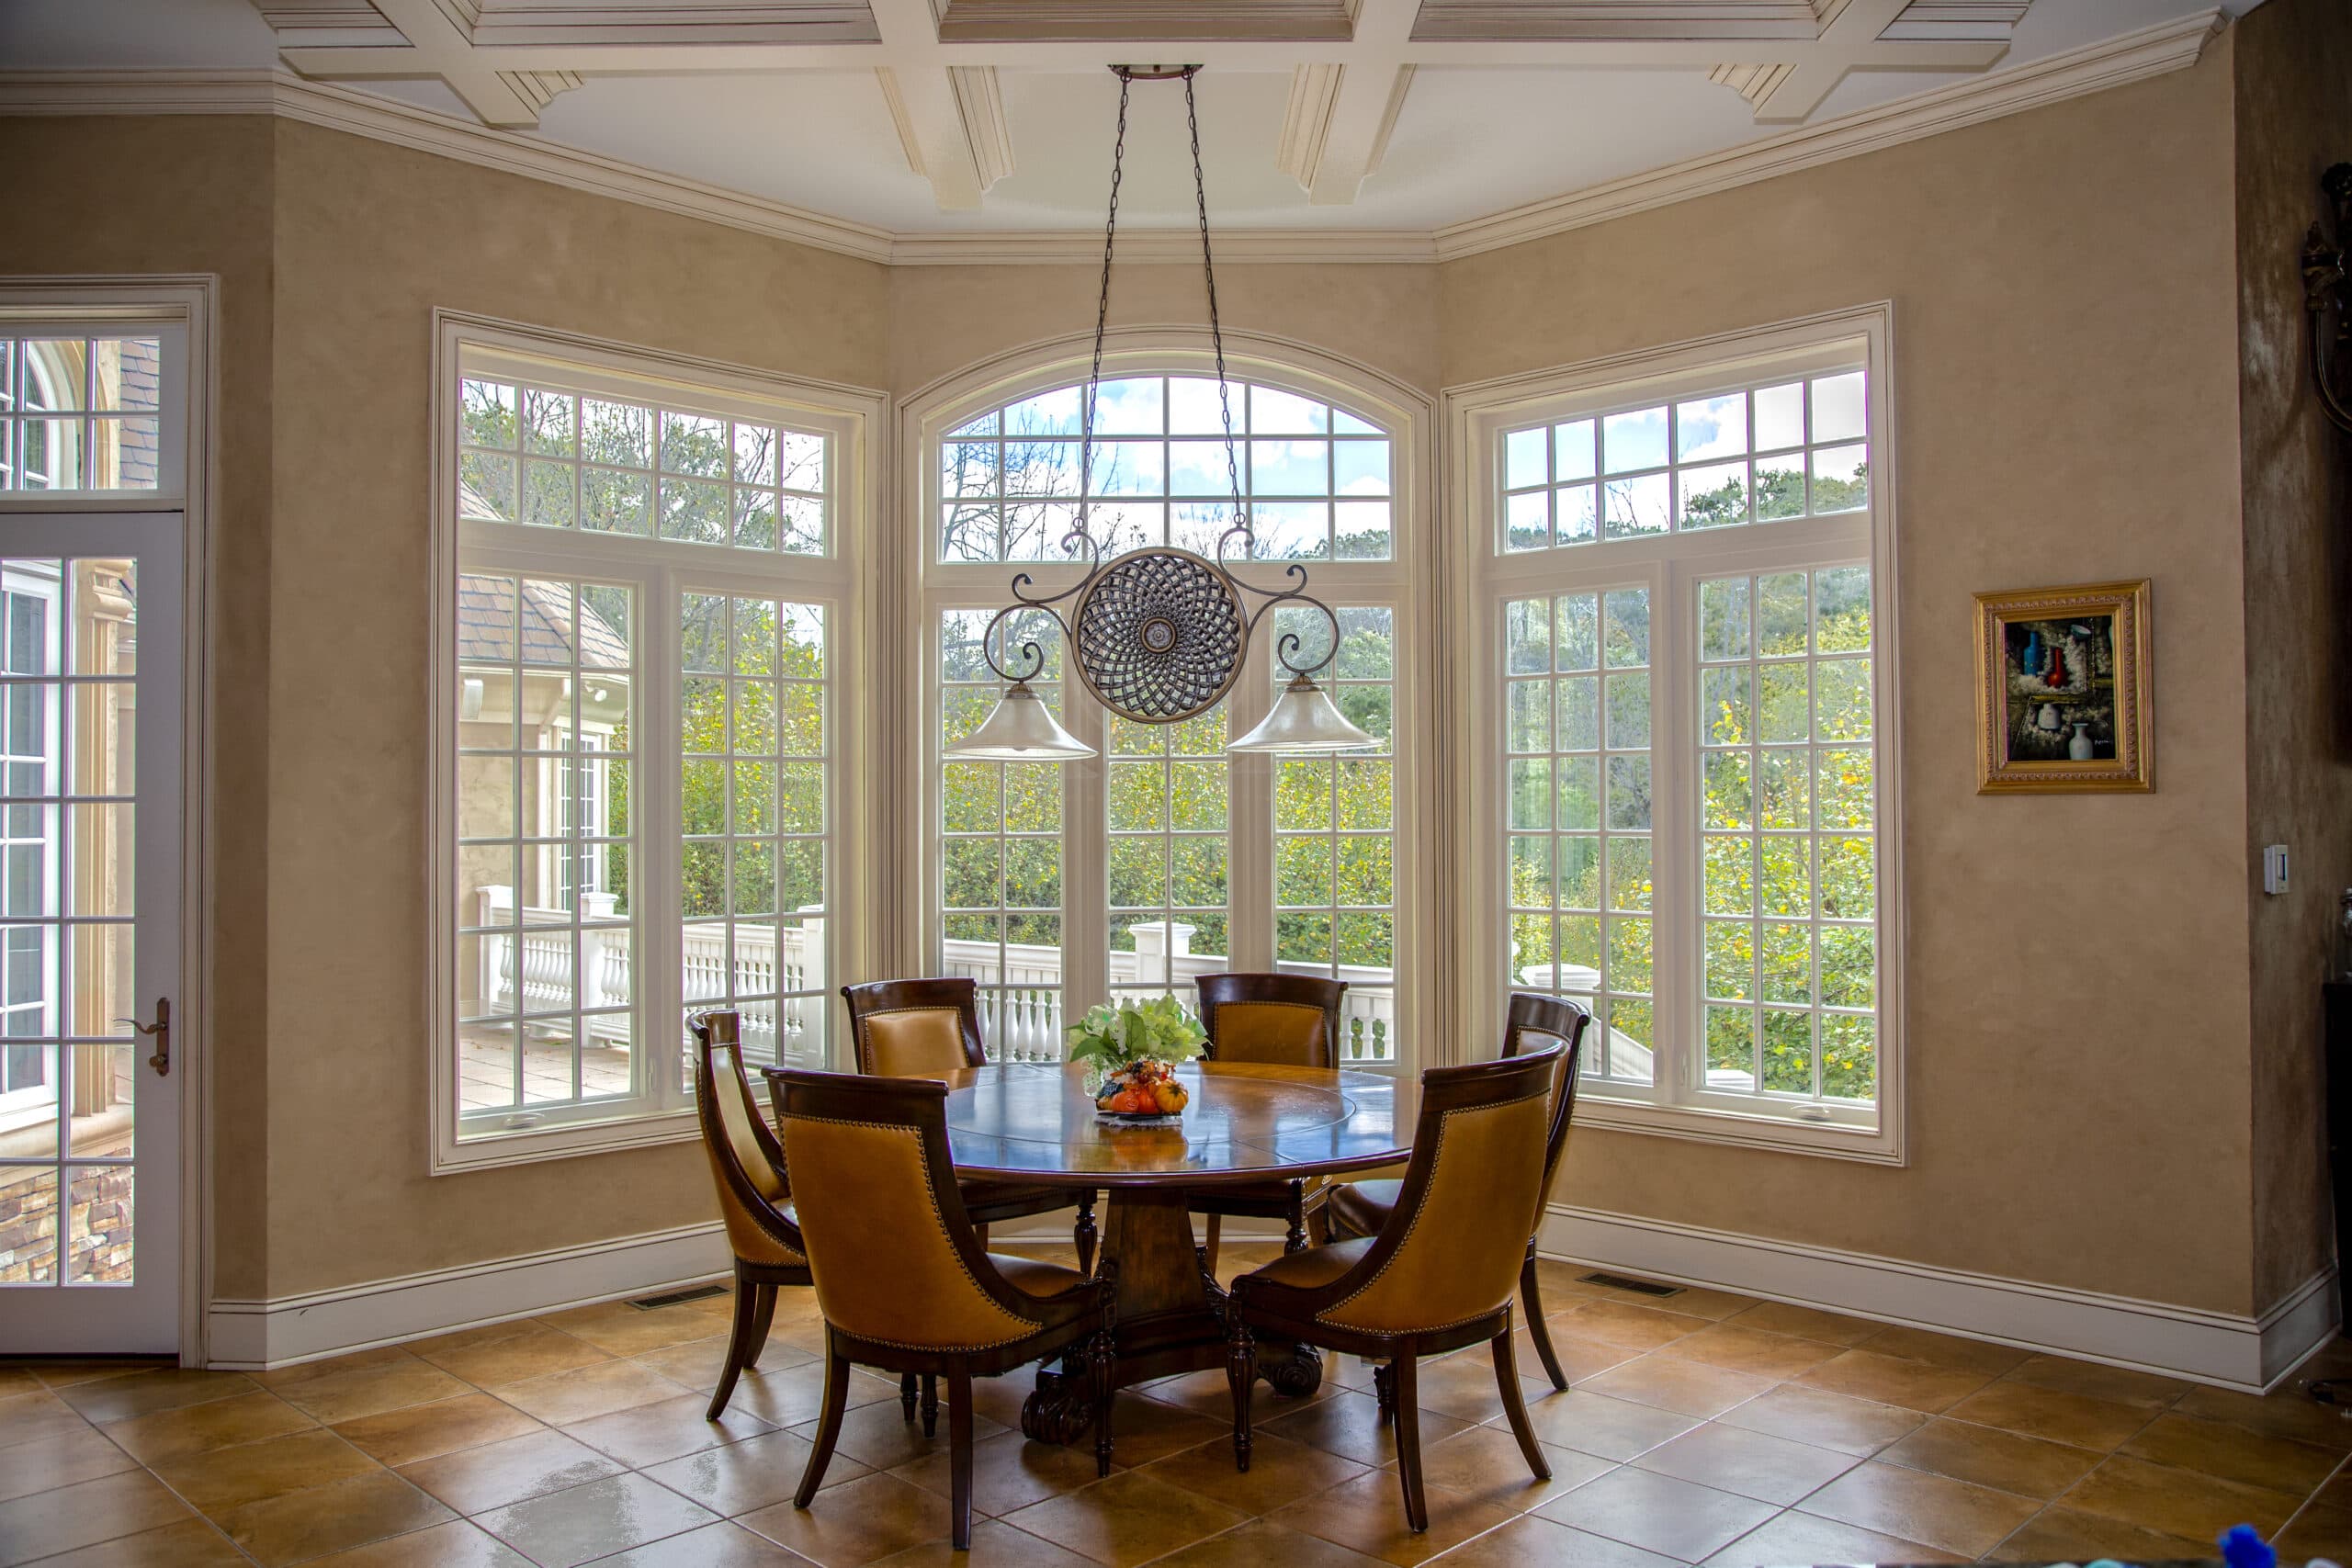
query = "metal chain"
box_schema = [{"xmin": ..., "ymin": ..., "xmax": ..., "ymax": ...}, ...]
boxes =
[
  {"xmin": 1076, "ymin": 68, "xmax": 1133, "ymax": 541},
  {"xmin": 1183, "ymin": 69, "xmax": 1249, "ymax": 536}
]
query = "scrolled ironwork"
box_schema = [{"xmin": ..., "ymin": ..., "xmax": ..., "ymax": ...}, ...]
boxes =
[{"xmin": 1072, "ymin": 547, "xmax": 1247, "ymax": 721}]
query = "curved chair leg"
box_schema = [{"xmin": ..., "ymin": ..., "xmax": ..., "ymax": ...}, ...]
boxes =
[
  {"xmin": 1519, "ymin": 1245, "xmax": 1568, "ymax": 1391},
  {"xmin": 1075, "ymin": 1193, "xmax": 1099, "ymax": 1278},
  {"xmin": 922, "ymin": 1373, "xmax": 940, "ymax": 1438},
  {"xmin": 899, "ymin": 1371, "xmax": 919, "ymax": 1423},
  {"xmin": 1390, "ymin": 1353, "xmax": 1427, "ymax": 1533},
  {"xmin": 747, "ymin": 1282, "xmax": 778, "ymax": 1366},
  {"xmin": 948, "ymin": 1368, "xmax": 976, "ymax": 1551},
  {"xmin": 708, "ymin": 1266, "xmax": 761, "ymax": 1421},
  {"xmin": 794, "ymin": 1338, "xmax": 851, "ymax": 1508},
  {"xmin": 1226, "ymin": 1320, "xmax": 1257, "ymax": 1472},
  {"xmin": 1492, "ymin": 1321, "xmax": 1551, "ymax": 1480}
]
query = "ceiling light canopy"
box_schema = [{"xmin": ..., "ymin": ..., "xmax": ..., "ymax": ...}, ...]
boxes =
[{"xmin": 944, "ymin": 64, "xmax": 1375, "ymax": 764}]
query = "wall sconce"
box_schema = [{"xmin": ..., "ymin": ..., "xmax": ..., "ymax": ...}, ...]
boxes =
[{"xmin": 2300, "ymin": 163, "xmax": 2352, "ymax": 434}]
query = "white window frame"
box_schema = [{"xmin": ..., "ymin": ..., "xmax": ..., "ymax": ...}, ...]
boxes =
[
  {"xmin": 902, "ymin": 332, "xmax": 1436, "ymax": 1077},
  {"xmin": 429, "ymin": 312, "xmax": 881, "ymax": 1175},
  {"xmin": 0, "ymin": 322, "xmax": 189, "ymax": 500},
  {"xmin": 1449, "ymin": 304, "xmax": 1905, "ymax": 1163}
]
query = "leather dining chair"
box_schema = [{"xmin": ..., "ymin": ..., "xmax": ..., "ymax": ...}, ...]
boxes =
[
  {"xmin": 1223, "ymin": 1043, "xmax": 1565, "ymax": 1532},
  {"xmin": 1186, "ymin": 972, "xmax": 1348, "ymax": 1269},
  {"xmin": 771, "ymin": 1068, "xmax": 1117, "ymax": 1551},
  {"xmin": 688, "ymin": 1010, "xmax": 811, "ymax": 1421},
  {"xmin": 841, "ymin": 978, "xmax": 1100, "ymax": 1274},
  {"xmin": 1325, "ymin": 991, "xmax": 1589, "ymax": 1388}
]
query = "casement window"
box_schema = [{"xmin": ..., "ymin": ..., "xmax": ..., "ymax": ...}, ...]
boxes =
[
  {"xmin": 1459, "ymin": 307, "xmax": 1901, "ymax": 1161},
  {"xmin": 922, "ymin": 360, "xmax": 1420, "ymax": 1070},
  {"xmin": 433, "ymin": 316, "xmax": 874, "ymax": 1172}
]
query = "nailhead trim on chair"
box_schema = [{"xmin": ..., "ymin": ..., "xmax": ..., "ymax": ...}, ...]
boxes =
[{"xmin": 1313, "ymin": 1104, "xmax": 1521, "ymax": 1336}]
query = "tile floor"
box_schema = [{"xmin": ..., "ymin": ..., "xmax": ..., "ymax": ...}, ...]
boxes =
[{"xmin": 7, "ymin": 1247, "xmax": 2352, "ymax": 1567}]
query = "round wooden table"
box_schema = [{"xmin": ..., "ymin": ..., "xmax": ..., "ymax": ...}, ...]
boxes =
[{"xmin": 936, "ymin": 1060, "xmax": 1406, "ymax": 1442}]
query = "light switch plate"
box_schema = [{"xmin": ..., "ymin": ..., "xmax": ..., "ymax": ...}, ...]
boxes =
[{"xmin": 2264, "ymin": 843, "xmax": 2290, "ymax": 896}]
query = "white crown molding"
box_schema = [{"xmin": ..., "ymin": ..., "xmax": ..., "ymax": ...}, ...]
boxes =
[{"xmin": 0, "ymin": 7, "xmax": 2221, "ymax": 268}]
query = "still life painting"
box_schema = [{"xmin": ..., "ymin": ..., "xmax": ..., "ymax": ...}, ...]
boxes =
[{"xmin": 1973, "ymin": 579, "xmax": 2153, "ymax": 794}]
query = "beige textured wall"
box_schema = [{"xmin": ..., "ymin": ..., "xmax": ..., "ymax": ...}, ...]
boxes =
[
  {"xmin": 2233, "ymin": 0, "xmax": 2352, "ymax": 1310},
  {"xmin": 1442, "ymin": 49, "xmax": 2256, "ymax": 1311},
  {"xmin": 0, "ymin": 117, "xmax": 279, "ymax": 1299}
]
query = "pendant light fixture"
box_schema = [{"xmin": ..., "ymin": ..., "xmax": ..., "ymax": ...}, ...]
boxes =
[{"xmin": 944, "ymin": 65, "xmax": 1376, "ymax": 763}]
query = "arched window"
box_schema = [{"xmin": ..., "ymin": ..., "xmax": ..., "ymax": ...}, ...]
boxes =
[{"xmin": 922, "ymin": 362, "xmax": 1419, "ymax": 1070}]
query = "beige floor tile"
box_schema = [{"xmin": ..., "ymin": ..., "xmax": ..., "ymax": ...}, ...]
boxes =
[
  {"xmin": 1402, "ymin": 1350, "xmax": 1555, "ymax": 1426},
  {"xmin": 1623, "ymin": 1287, "xmax": 1761, "ymax": 1322},
  {"xmin": 475, "ymin": 1472, "xmax": 718, "ymax": 1567},
  {"xmin": 594, "ymin": 1518, "xmax": 825, "ymax": 1566},
  {"xmin": 2277, "ymin": 1501, "xmax": 2352, "ymax": 1562},
  {"xmin": 1138, "ymin": 1368, "xmax": 1265, "ymax": 1423},
  {"xmin": 724, "ymin": 1361, "xmax": 899, "ymax": 1430},
  {"xmin": 273, "ymin": 1359, "xmax": 474, "ymax": 1425},
  {"xmin": 252, "ymin": 1347, "xmax": 425, "ymax": 1392},
  {"xmin": 151, "ymin": 1427, "xmax": 382, "ymax": 1515},
  {"xmin": 1663, "ymin": 1324, "xmax": 1846, "ymax": 1382},
  {"xmin": 1260, "ymin": 1389, "xmax": 1471, "ymax": 1469},
  {"xmin": 1393, "ymin": 1423, "xmax": 1614, "ymax": 1514},
  {"xmin": 0, "ymin": 1373, "xmax": 36, "ymax": 1401},
  {"xmin": 0, "ymin": 1471, "xmax": 194, "ymax": 1566},
  {"xmin": 1794, "ymin": 1459, "xmax": 2039, "ymax": 1556},
  {"xmin": 417, "ymin": 1325, "xmax": 614, "ymax": 1388},
  {"xmin": 1876, "ymin": 1416, "xmax": 2102, "ymax": 1500},
  {"xmin": 1991, "ymin": 1503, "xmax": 2217, "ymax": 1562},
  {"xmin": 1137, "ymin": 1433, "xmax": 1367, "ymax": 1517},
  {"xmin": 1715, "ymin": 1383, "xmax": 1925, "ymax": 1457},
  {"xmin": 398, "ymin": 1427, "xmax": 625, "ymax": 1515},
  {"xmin": 1632, "ymin": 1419, "xmax": 1860, "ymax": 1505},
  {"xmin": 890, "ymin": 1426, "xmax": 1114, "ymax": 1517},
  {"xmin": 1439, "ymin": 1514, "xmax": 1686, "ymax": 1568},
  {"xmin": 1131, "ymin": 1517, "xmax": 1391, "ymax": 1568},
  {"xmin": 631, "ymin": 1334, "xmax": 816, "ymax": 1392},
  {"xmin": 213, "ymin": 1470, "xmax": 455, "ymax": 1568},
  {"xmin": 2174, "ymin": 1384, "xmax": 2352, "ymax": 1450},
  {"xmin": 1723, "ymin": 1301, "xmax": 1883, "ymax": 1347},
  {"xmin": 643, "ymin": 1425, "xmax": 868, "ymax": 1516},
  {"xmin": 1858, "ymin": 1326, "xmax": 2031, "ymax": 1379},
  {"xmin": 493, "ymin": 1359, "xmax": 689, "ymax": 1425},
  {"xmin": 561, "ymin": 1390, "xmax": 775, "ymax": 1468},
  {"xmin": 331, "ymin": 1392, "xmax": 544, "ymax": 1468},
  {"xmin": 1528, "ymin": 1327, "xmax": 1638, "ymax": 1385},
  {"xmin": 2057, "ymin": 1453, "xmax": 2302, "ymax": 1540},
  {"xmin": 0, "ymin": 1423, "xmax": 135, "ymax": 1503},
  {"xmin": 536, "ymin": 1301, "xmax": 727, "ymax": 1358},
  {"xmin": 0, "ymin": 1393, "xmax": 95, "ymax": 1454},
  {"xmin": 1529, "ymin": 1261, "xmax": 1616, "ymax": 1301},
  {"xmin": 1536, "ymin": 1464, "xmax": 1778, "ymax": 1560},
  {"xmin": 1268, "ymin": 1468, "xmax": 1515, "ymax": 1567},
  {"xmin": 802, "ymin": 1390, "xmax": 1008, "ymax": 1472},
  {"xmin": 865, "ymin": 1517, "xmax": 1107, "ymax": 1567},
  {"xmin": 1518, "ymin": 1389, "xmax": 1700, "ymax": 1462},
  {"xmin": 303, "ymin": 1518, "xmax": 536, "ymax": 1565},
  {"xmin": 1943, "ymin": 1381, "xmax": 2165, "ymax": 1450},
  {"xmin": 2118, "ymin": 1409, "xmax": 2344, "ymax": 1495},
  {"xmin": 738, "ymin": 1470, "xmax": 959, "ymax": 1566},
  {"xmin": 10, "ymin": 1517, "xmax": 248, "ymax": 1566},
  {"xmin": 103, "ymin": 1389, "xmax": 318, "ymax": 1466},
  {"xmin": 1702, "ymin": 1507, "xmax": 1964, "ymax": 1567},
  {"xmin": 1794, "ymin": 1349, "xmax": 1995, "ymax": 1416},
  {"xmin": 1998, "ymin": 1353, "xmax": 2190, "ymax": 1408},
  {"xmin": 1003, "ymin": 1469, "xmax": 1255, "ymax": 1568},
  {"xmin": 1578, "ymin": 1353, "xmax": 1774, "ymax": 1418},
  {"xmin": 20, "ymin": 1363, "xmax": 164, "ymax": 1392},
  {"xmin": 1551, "ymin": 1301, "xmax": 1712, "ymax": 1352},
  {"xmin": 403, "ymin": 1319, "xmax": 545, "ymax": 1359},
  {"xmin": 54, "ymin": 1369, "xmax": 254, "ymax": 1426}
]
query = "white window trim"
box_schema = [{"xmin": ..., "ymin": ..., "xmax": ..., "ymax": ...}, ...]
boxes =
[
  {"xmin": 428, "ymin": 311, "xmax": 883, "ymax": 1175},
  {"xmin": 899, "ymin": 330, "xmax": 1438, "ymax": 1077},
  {"xmin": 1446, "ymin": 303, "xmax": 1905, "ymax": 1164}
]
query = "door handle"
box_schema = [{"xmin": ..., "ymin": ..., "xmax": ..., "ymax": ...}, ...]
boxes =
[{"xmin": 117, "ymin": 998, "xmax": 169, "ymax": 1077}]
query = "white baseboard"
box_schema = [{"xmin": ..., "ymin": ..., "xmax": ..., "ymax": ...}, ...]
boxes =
[
  {"xmin": 1538, "ymin": 1202, "xmax": 2336, "ymax": 1393},
  {"xmin": 208, "ymin": 1223, "xmax": 732, "ymax": 1370}
]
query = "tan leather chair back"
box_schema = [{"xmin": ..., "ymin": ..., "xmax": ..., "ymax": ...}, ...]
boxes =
[
  {"xmin": 1316, "ymin": 1044, "xmax": 1560, "ymax": 1336},
  {"xmin": 775, "ymin": 1069, "xmax": 1044, "ymax": 1352},
  {"xmin": 842, "ymin": 978, "xmax": 988, "ymax": 1077},
  {"xmin": 1197, "ymin": 973, "xmax": 1346, "ymax": 1068},
  {"xmin": 690, "ymin": 1011, "xmax": 803, "ymax": 1269}
]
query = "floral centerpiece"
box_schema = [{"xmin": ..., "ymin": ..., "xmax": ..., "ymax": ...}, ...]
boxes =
[{"xmin": 1067, "ymin": 995, "xmax": 1205, "ymax": 1119}]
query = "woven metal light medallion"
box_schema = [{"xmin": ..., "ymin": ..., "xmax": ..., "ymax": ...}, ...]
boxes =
[{"xmin": 1073, "ymin": 549, "xmax": 1246, "ymax": 722}]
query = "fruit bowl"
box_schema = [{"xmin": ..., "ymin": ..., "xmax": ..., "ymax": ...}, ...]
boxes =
[{"xmin": 1091, "ymin": 1058, "xmax": 1191, "ymax": 1122}]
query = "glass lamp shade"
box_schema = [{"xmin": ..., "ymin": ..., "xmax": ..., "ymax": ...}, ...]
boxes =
[
  {"xmin": 942, "ymin": 681, "xmax": 1096, "ymax": 761},
  {"xmin": 1228, "ymin": 675, "xmax": 1377, "ymax": 753}
]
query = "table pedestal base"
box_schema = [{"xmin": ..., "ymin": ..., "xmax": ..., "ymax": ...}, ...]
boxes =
[{"xmin": 1020, "ymin": 1187, "xmax": 1320, "ymax": 1444}]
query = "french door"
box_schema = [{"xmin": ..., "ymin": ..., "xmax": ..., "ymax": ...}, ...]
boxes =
[{"xmin": 0, "ymin": 512, "xmax": 183, "ymax": 1353}]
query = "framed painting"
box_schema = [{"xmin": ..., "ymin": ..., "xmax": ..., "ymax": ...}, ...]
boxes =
[{"xmin": 1973, "ymin": 579, "xmax": 2153, "ymax": 794}]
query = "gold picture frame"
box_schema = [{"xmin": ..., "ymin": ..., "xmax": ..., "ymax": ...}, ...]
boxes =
[{"xmin": 1973, "ymin": 579, "xmax": 2153, "ymax": 794}]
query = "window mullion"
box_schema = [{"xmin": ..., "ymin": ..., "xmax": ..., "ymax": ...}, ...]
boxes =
[
  {"xmin": 1227, "ymin": 640, "xmax": 1275, "ymax": 975},
  {"xmin": 1654, "ymin": 558, "xmax": 1697, "ymax": 1109},
  {"xmin": 642, "ymin": 564, "xmax": 686, "ymax": 1112}
]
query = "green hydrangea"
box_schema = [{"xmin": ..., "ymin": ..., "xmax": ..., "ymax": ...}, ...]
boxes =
[{"xmin": 1065, "ymin": 994, "xmax": 1207, "ymax": 1070}]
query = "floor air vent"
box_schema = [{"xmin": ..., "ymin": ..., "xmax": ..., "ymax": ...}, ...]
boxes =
[
  {"xmin": 1577, "ymin": 1271, "xmax": 1681, "ymax": 1296},
  {"xmin": 630, "ymin": 1283, "xmax": 728, "ymax": 1311}
]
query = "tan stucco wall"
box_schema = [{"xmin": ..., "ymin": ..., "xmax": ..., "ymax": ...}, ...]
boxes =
[
  {"xmin": 0, "ymin": 31, "xmax": 2276, "ymax": 1319},
  {"xmin": 2233, "ymin": 0, "xmax": 2352, "ymax": 1311},
  {"xmin": 1441, "ymin": 46, "xmax": 2256, "ymax": 1312}
]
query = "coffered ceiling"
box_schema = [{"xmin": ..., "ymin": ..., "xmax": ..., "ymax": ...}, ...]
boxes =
[{"xmin": 1, "ymin": 0, "xmax": 2251, "ymax": 238}]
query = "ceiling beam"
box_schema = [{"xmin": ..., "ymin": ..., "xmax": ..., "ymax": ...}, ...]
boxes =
[
  {"xmin": 867, "ymin": 0, "xmax": 1013, "ymax": 211},
  {"xmin": 1739, "ymin": 0, "xmax": 2002, "ymax": 123},
  {"xmin": 1273, "ymin": 0, "xmax": 1419, "ymax": 206}
]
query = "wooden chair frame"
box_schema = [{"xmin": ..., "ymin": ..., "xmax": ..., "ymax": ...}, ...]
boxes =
[{"xmin": 1188, "ymin": 972, "xmax": 1349, "ymax": 1264}]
